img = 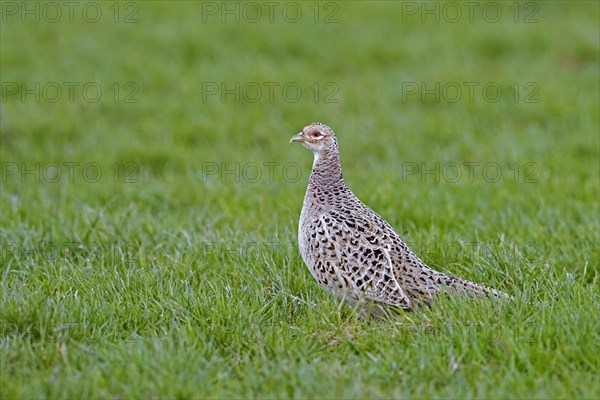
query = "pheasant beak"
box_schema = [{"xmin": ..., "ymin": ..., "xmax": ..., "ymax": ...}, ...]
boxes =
[{"xmin": 290, "ymin": 132, "xmax": 304, "ymax": 143}]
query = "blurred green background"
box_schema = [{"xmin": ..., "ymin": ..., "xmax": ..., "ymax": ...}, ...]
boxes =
[{"xmin": 1, "ymin": 1, "xmax": 599, "ymax": 398}]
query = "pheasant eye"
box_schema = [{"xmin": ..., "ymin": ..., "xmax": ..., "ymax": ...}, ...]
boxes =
[{"xmin": 311, "ymin": 131, "xmax": 323, "ymax": 139}]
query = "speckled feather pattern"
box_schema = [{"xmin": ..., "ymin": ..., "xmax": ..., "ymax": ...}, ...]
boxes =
[{"xmin": 292, "ymin": 122, "xmax": 510, "ymax": 315}]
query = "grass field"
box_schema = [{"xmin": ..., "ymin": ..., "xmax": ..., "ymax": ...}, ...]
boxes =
[{"xmin": 1, "ymin": 1, "xmax": 599, "ymax": 398}]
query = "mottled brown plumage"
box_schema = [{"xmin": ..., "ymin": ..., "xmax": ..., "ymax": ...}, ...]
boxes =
[{"xmin": 290, "ymin": 122, "xmax": 510, "ymax": 315}]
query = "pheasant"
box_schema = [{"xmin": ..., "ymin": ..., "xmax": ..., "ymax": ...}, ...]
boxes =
[{"xmin": 290, "ymin": 122, "xmax": 511, "ymax": 315}]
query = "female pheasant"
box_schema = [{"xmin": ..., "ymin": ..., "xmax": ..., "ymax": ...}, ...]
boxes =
[{"xmin": 290, "ymin": 122, "xmax": 510, "ymax": 315}]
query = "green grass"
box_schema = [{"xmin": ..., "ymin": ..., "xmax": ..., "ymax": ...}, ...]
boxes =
[{"xmin": 1, "ymin": 1, "xmax": 599, "ymax": 398}]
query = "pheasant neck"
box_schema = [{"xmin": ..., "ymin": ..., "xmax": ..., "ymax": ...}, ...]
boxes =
[{"xmin": 308, "ymin": 146, "xmax": 345, "ymax": 189}]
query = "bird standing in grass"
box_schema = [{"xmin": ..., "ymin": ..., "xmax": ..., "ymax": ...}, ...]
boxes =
[{"xmin": 290, "ymin": 122, "xmax": 510, "ymax": 315}]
